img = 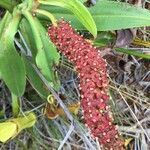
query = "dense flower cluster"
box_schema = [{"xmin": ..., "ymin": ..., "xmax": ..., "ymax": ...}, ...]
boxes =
[{"xmin": 48, "ymin": 20, "xmax": 124, "ymax": 149}]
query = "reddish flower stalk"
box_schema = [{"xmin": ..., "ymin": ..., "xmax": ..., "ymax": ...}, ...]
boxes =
[{"xmin": 48, "ymin": 20, "xmax": 124, "ymax": 150}]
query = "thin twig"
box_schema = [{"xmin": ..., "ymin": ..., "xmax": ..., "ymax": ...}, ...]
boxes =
[{"xmin": 58, "ymin": 123, "xmax": 74, "ymax": 150}]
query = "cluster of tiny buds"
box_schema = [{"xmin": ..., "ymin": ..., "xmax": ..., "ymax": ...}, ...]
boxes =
[{"xmin": 48, "ymin": 20, "xmax": 124, "ymax": 150}]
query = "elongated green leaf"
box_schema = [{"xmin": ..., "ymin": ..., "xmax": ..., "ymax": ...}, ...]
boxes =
[
  {"xmin": 0, "ymin": 10, "xmax": 26, "ymax": 96},
  {"xmin": 39, "ymin": 0, "xmax": 97, "ymax": 37},
  {"xmin": 35, "ymin": 18, "xmax": 60, "ymax": 65},
  {"xmin": 35, "ymin": 18, "xmax": 60, "ymax": 90},
  {"xmin": 20, "ymin": 18, "xmax": 58, "ymax": 96},
  {"xmin": 88, "ymin": 0, "xmax": 150, "ymax": 31},
  {"xmin": 19, "ymin": 18, "xmax": 37, "ymax": 60},
  {"xmin": 0, "ymin": 12, "xmax": 12, "ymax": 37},
  {"xmin": 23, "ymin": 11, "xmax": 60, "ymax": 90},
  {"xmin": 20, "ymin": 19, "xmax": 50, "ymax": 98},
  {"xmin": 23, "ymin": 57, "xmax": 49, "ymax": 99},
  {"xmin": 0, "ymin": 12, "xmax": 11, "ymax": 78},
  {"xmin": 115, "ymin": 47, "xmax": 150, "ymax": 59},
  {"xmin": 0, "ymin": 0, "xmax": 20, "ymax": 12},
  {"xmin": 40, "ymin": 0, "xmax": 150, "ymax": 31}
]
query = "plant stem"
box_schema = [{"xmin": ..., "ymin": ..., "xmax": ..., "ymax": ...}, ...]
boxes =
[
  {"xmin": 115, "ymin": 47, "xmax": 150, "ymax": 59},
  {"xmin": 133, "ymin": 38, "xmax": 150, "ymax": 47},
  {"xmin": 11, "ymin": 93, "xmax": 20, "ymax": 117},
  {"xmin": 35, "ymin": 9, "xmax": 57, "ymax": 26},
  {"xmin": 26, "ymin": 0, "xmax": 34, "ymax": 11}
]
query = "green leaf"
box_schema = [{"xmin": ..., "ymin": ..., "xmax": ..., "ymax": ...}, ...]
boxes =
[
  {"xmin": 23, "ymin": 57, "xmax": 49, "ymax": 99},
  {"xmin": 0, "ymin": 12, "xmax": 11, "ymax": 78},
  {"xmin": 35, "ymin": 18, "xmax": 60, "ymax": 65},
  {"xmin": 35, "ymin": 18, "xmax": 60, "ymax": 90},
  {"xmin": 0, "ymin": 0, "xmax": 20, "ymax": 12},
  {"xmin": 0, "ymin": 9, "xmax": 26, "ymax": 96},
  {"xmin": 19, "ymin": 18, "xmax": 37, "ymax": 60},
  {"xmin": 40, "ymin": 0, "xmax": 150, "ymax": 31},
  {"xmin": 115, "ymin": 47, "xmax": 150, "ymax": 59},
  {"xmin": 39, "ymin": 0, "xmax": 97, "ymax": 37},
  {"xmin": 23, "ymin": 11, "xmax": 60, "ymax": 90},
  {"xmin": 19, "ymin": 19, "xmax": 50, "ymax": 98},
  {"xmin": 88, "ymin": 0, "xmax": 150, "ymax": 31},
  {"xmin": 0, "ymin": 11, "xmax": 12, "ymax": 37}
]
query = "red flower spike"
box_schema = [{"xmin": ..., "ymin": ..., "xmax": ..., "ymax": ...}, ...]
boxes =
[{"xmin": 48, "ymin": 20, "xmax": 124, "ymax": 150}]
